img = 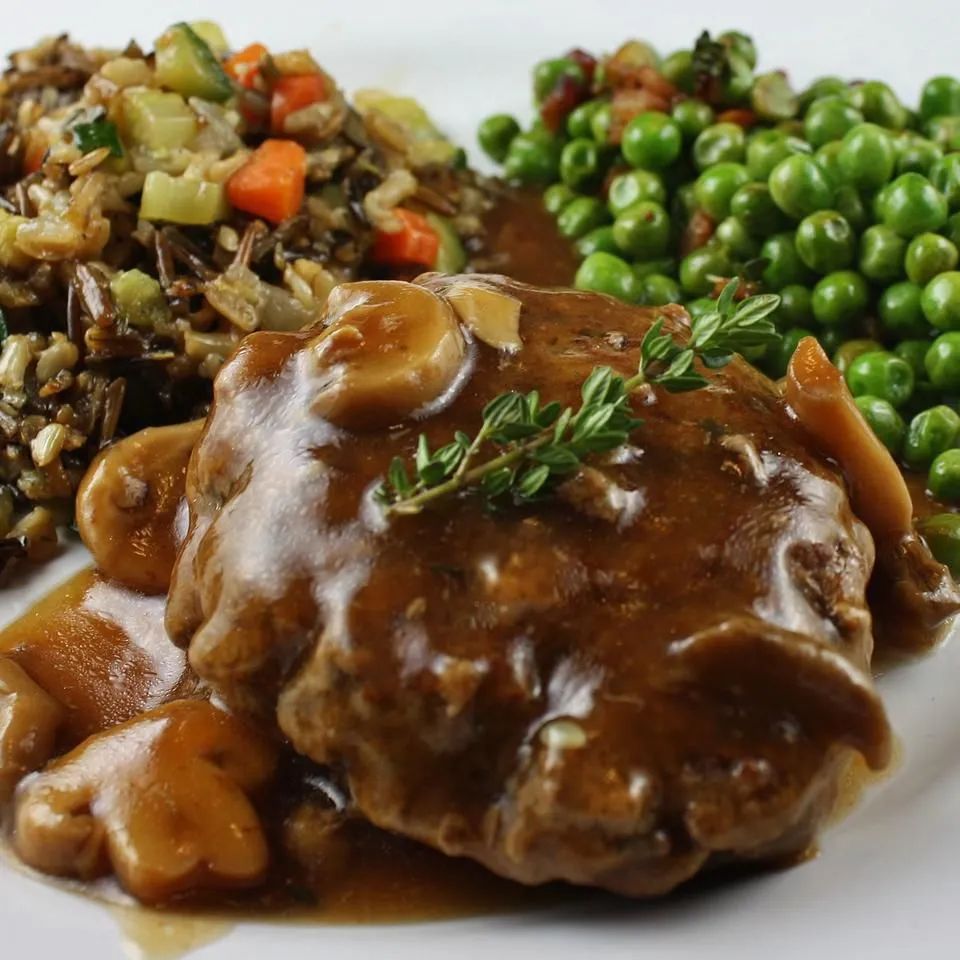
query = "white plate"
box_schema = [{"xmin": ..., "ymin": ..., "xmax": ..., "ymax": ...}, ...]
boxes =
[{"xmin": 4, "ymin": 2, "xmax": 960, "ymax": 957}]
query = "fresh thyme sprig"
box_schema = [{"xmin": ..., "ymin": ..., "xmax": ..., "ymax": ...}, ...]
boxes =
[{"xmin": 375, "ymin": 280, "xmax": 780, "ymax": 515}]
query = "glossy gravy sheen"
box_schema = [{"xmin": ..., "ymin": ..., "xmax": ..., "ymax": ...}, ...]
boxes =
[{"xmin": 0, "ymin": 188, "xmax": 929, "ymax": 926}]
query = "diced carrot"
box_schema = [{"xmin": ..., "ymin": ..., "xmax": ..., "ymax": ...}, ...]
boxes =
[
  {"xmin": 270, "ymin": 74, "xmax": 328, "ymax": 134},
  {"xmin": 227, "ymin": 139, "xmax": 307, "ymax": 224},
  {"xmin": 23, "ymin": 136, "xmax": 47, "ymax": 175},
  {"xmin": 370, "ymin": 209, "xmax": 439, "ymax": 268},
  {"xmin": 225, "ymin": 42, "xmax": 268, "ymax": 90}
]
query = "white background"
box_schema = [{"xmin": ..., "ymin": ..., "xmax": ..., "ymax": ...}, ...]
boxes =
[{"xmin": 4, "ymin": 2, "xmax": 960, "ymax": 958}]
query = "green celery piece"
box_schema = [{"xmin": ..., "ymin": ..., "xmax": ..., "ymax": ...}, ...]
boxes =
[
  {"xmin": 110, "ymin": 269, "xmax": 171, "ymax": 329},
  {"xmin": 139, "ymin": 172, "xmax": 229, "ymax": 225},
  {"xmin": 122, "ymin": 89, "xmax": 198, "ymax": 151},
  {"xmin": 155, "ymin": 22, "xmax": 233, "ymax": 103}
]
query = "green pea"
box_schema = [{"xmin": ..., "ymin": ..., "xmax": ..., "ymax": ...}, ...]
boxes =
[
  {"xmin": 878, "ymin": 281, "xmax": 929, "ymax": 338},
  {"xmin": 680, "ymin": 246, "xmax": 733, "ymax": 297},
  {"xmin": 773, "ymin": 284, "xmax": 814, "ymax": 329},
  {"xmin": 799, "ymin": 76, "xmax": 849, "ymax": 112},
  {"xmin": 729, "ymin": 181, "xmax": 787, "ymax": 237},
  {"xmin": 917, "ymin": 513, "xmax": 960, "ymax": 574},
  {"xmin": 478, "ymin": 114, "xmax": 521, "ymax": 163},
  {"xmin": 723, "ymin": 52, "xmax": 755, "ymax": 105},
  {"xmin": 746, "ymin": 130, "xmax": 809, "ymax": 180},
  {"xmin": 920, "ymin": 76, "xmax": 960, "ymax": 121},
  {"xmin": 766, "ymin": 327, "xmax": 815, "ymax": 378},
  {"xmin": 557, "ymin": 196, "xmax": 609, "ymax": 239},
  {"xmin": 718, "ymin": 30, "xmax": 757, "ymax": 69},
  {"xmin": 837, "ymin": 123, "xmax": 896, "ymax": 190},
  {"xmin": 846, "ymin": 350, "xmax": 915, "ymax": 407},
  {"xmin": 906, "ymin": 232, "xmax": 960, "ymax": 285},
  {"xmin": 894, "ymin": 339, "xmax": 935, "ymax": 379},
  {"xmin": 622, "ymin": 112, "xmax": 683, "ymax": 170},
  {"xmin": 560, "ymin": 138, "xmax": 603, "ymax": 191},
  {"xmin": 566, "ymin": 99, "xmax": 606, "ymax": 140},
  {"xmin": 638, "ymin": 273, "xmax": 683, "ymax": 306},
  {"xmin": 859, "ymin": 225, "xmax": 907, "ymax": 282},
  {"xmin": 925, "ymin": 332, "xmax": 960, "ymax": 390},
  {"xmin": 944, "ymin": 212, "xmax": 960, "ymax": 248},
  {"xmin": 574, "ymin": 251, "xmax": 639, "ymax": 302},
  {"xmin": 904, "ymin": 405, "xmax": 960, "ymax": 468},
  {"xmin": 752, "ymin": 72, "xmax": 798, "ymax": 121},
  {"xmin": 714, "ymin": 216, "xmax": 760, "ymax": 259},
  {"xmin": 503, "ymin": 131, "xmax": 562, "ymax": 184},
  {"xmin": 672, "ymin": 100, "xmax": 714, "ymax": 141},
  {"xmin": 575, "ymin": 225, "xmax": 620, "ymax": 258},
  {"xmin": 854, "ymin": 396, "xmax": 907, "ymax": 454},
  {"xmin": 612, "ymin": 200, "xmax": 670, "ymax": 258},
  {"xmin": 812, "ymin": 270, "xmax": 870, "ymax": 327},
  {"xmin": 929, "ymin": 448, "xmax": 960, "ymax": 500},
  {"xmin": 832, "ymin": 336, "xmax": 880, "ymax": 372},
  {"xmin": 897, "ymin": 135, "xmax": 943, "ymax": 177},
  {"xmin": 672, "ymin": 181, "xmax": 698, "ymax": 223},
  {"xmin": 846, "ymin": 80, "xmax": 907, "ymax": 130},
  {"xmin": 533, "ymin": 58, "xmax": 585, "ymax": 104},
  {"xmin": 761, "ymin": 232, "xmax": 813, "ymax": 290},
  {"xmin": 929, "ymin": 153, "xmax": 960, "ymax": 209},
  {"xmin": 590, "ymin": 103, "xmax": 614, "ymax": 145},
  {"xmin": 795, "ymin": 210, "xmax": 855, "ymax": 274},
  {"xmin": 924, "ymin": 115, "xmax": 960, "ymax": 151},
  {"xmin": 543, "ymin": 183, "xmax": 577, "ymax": 216},
  {"xmin": 804, "ymin": 96, "xmax": 863, "ymax": 148},
  {"xmin": 880, "ymin": 172, "xmax": 949, "ymax": 236},
  {"xmin": 693, "ymin": 162, "xmax": 750, "ymax": 220},
  {"xmin": 634, "ymin": 257, "xmax": 677, "ymax": 279},
  {"xmin": 607, "ymin": 169, "xmax": 667, "ymax": 216},
  {"xmin": 814, "ymin": 141, "xmax": 845, "ymax": 186},
  {"xmin": 685, "ymin": 296, "xmax": 718, "ymax": 321},
  {"xmin": 818, "ymin": 326, "xmax": 850, "ymax": 355},
  {"xmin": 693, "ymin": 122, "xmax": 746, "ymax": 170},
  {"xmin": 922, "ymin": 271, "xmax": 960, "ymax": 330},
  {"xmin": 661, "ymin": 50, "xmax": 694, "ymax": 93},
  {"xmin": 836, "ymin": 189, "xmax": 868, "ymax": 236},
  {"xmin": 769, "ymin": 154, "xmax": 835, "ymax": 219}
]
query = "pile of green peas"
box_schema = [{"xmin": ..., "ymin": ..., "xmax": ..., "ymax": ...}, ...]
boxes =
[{"xmin": 477, "ymin": 32, "xmax": 960, "ymax": 570}]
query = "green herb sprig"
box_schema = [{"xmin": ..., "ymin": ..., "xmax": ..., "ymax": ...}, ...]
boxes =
[
  {"xmin": 376, "ymin": 280, "xmax": 780, "ymax": 516},
  {"xmin": 71, "ymin": 118, "xmax": 124, "ymax": 158}
]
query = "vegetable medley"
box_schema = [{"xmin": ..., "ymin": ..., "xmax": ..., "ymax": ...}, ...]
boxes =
[
  {"xmin": 478, "ymin": 30, "xmax": 960, "ymax": 565},
  {"xmin": 0, "ymin": 23, "xmax": 488, "ymax": 570}
]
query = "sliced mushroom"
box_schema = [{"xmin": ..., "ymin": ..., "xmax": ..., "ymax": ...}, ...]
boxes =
[
  {"xmin": 443, "ymin": 280, "xmax": 522, "ymax": 353},
  {"xmin": 75, "ymin": 419, "xmax": 203, "ymax": 594},
  {"xmin": 13, "ymin": 699, "xmax": 275, "ymax": 903},
  {"xmin": 309, "ymin": 280, "xmax": 466, "ymax": 429},
  {"xmin": 0, "ymin": 658, "xmax": 64, "ymax": 802},
  {"xmin": 785, "ymin": 336, "xmax": 912, "ymax": 542}
]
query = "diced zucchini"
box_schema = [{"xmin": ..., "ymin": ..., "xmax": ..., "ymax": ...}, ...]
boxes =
[
  {"xmin": 188, "ymin": 21, "xmax": 229, "ymax": 57},
  {"xmin": 354, "ymin": 88, "xmax": 457, "ymax": 165},
  {"xmin": 122, "ymin": 89, "xmax": 198, "ymax": 151},
  {"xmin": 139, "ymin": 172, "xmax": 229, "ymax": 225},
  {"xmin": 155, "ymin": 23, "xmax": 233, "ymax": 103},
  {"xmin": 110, "ymin": 269, "xmax": 171, "ymax": 329},
  {"xmin": 426, "ymin": 213, "xmax": 467, "ymax": 274},
  {"xmin": 0, "ymin": 212, "xmax": 30, "ymax": 270}
]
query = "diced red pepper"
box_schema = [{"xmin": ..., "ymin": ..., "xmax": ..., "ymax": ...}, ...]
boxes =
[
  {"xmin": 370, "ymin": 209, "xmax": 439, "ymax": 268},
  {"xmin": 225, "ymin": 42, "xmax": 268, "ymax": 90},
  {"xmin": 227, "ymin": 139, "xmax": 307, "ymax": 224},
  {"xmin": 270, "ymin": 74, "xmax": 328, "ymax": 134}
]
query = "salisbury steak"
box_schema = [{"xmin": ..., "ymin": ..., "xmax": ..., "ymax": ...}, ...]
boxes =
[{"xmin": 167, "ymin": 275, "xmax": 891, "ymax": 896}]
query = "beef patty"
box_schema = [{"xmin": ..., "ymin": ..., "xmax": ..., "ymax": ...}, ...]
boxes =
[{"xmin": 167, "ymin": 275, "xmax": 892, "ymax": 896}]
